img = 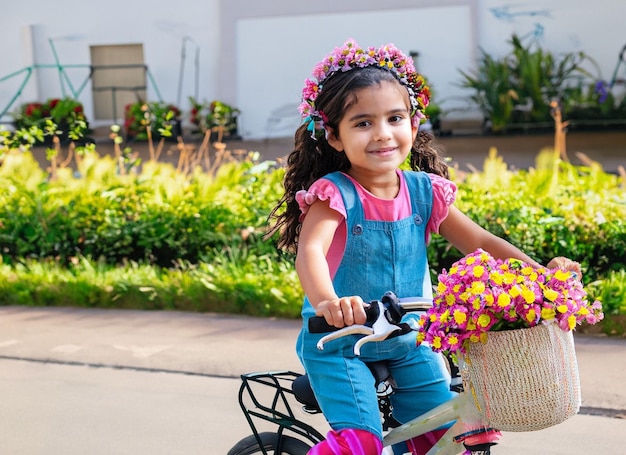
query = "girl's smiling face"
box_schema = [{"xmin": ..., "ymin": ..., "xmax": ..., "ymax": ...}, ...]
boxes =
[{"xmin": 327, "ymin": 80, "xmax": 418, "ymax": 185}]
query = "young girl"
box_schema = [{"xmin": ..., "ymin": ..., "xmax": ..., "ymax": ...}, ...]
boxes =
[{"xmin": 267, "ymin": 39, "xmax": 581, "ymax": 455}]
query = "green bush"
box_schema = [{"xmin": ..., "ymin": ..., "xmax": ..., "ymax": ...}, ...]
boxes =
[
  {"xmin": 437, "ymin": 148, "xmax": 626, "ymax": 282},
  {"xmin": 0, "ymin": 150, "xmax": 280, "ymax": 266}
]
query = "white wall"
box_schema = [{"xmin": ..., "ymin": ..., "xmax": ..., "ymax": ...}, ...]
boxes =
[{"xmin": 236, "ymin": 5, "xmax": 475, "ymax": 138}]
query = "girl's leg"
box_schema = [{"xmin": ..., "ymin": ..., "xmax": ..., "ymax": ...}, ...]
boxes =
[{"xmin": 297, "ymin": 332, "xmax": 384, "ymax": 439}]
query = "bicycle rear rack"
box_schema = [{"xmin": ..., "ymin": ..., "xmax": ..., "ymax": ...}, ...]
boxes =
[{"xmin": 236, "ymin": 371, "xmax": 325, "ymax": 452}]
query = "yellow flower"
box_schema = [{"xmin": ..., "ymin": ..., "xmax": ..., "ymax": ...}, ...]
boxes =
[
  {"xmin": 544, "ymin": 288, "xmax": 559, "ymax": 302},
  {"xmin": 433, "ymin": 336, "xmax": 442, "ymax": 350},
  {"xmin": 490, "ymin": 272, "xmax": 503, "ymax": 285},
  {"xmin": 437, "ymin": 282, "xmax": 447, "ymax": 293},
  {"xmin": 541, "ymin": 307, "xmax": 556, "ymax": 320},
  {"xmin": 567, "ymin": 314, "xmax": 577, "ymax": 330},
  {"xmin": 445, "ymin": 294, "xmax": 456, "ymax": 306},
  {"xmin": 503, "ymin": 272, "xmax": 517, "ymax": 284},
  {"xmin": 554, "ymin": 270, "xmax": 570, "ymax": 282},
  {"xmin": 557, "ymin": 304, "xmax": 569, "ymax": 314},
  {"xmin": 470, "ymin": 281, "xmax": 486, "ymax": 295},
  {"xmin": 522, "ymin": 287, "xmax": 536, "ymax": 304},
  {"xmin": 525, "ymin": 308, "xmax": 537, "ymax": 323},
  {"xmin": 477, "ymin": 314, "xmax": 491, "ymax": 328},
  {"xmin": 472, "ymin": 265, "xmax": 485, "ymax": 278},
  {"xmin": 453, "ymin": 310, "xmax": 467, "ymax": 325},
  {"xmin": 417, "ymin": 332, "xmax": 425, "ymax": 343},
  {"xmin": 466, "ymin": 256, "xmax": 476, "ymax": 265},
  {"xmin": 497, "ymin": 293, "xmax": 511, "ymax": 307}
]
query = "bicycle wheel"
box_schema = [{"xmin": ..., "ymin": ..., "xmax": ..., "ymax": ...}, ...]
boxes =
[{"xmin": 227, "ymin": 432, "xmax": 312, "ymax": 455}]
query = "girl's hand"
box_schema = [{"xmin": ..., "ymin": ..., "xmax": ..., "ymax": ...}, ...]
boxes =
[
  {"xmin": 547, "ymin": 256, "xmax": 582, "ymax": 280},
  {"xmin": 315, "ymin": 296, "xmax": 368, "ymax": 328}
]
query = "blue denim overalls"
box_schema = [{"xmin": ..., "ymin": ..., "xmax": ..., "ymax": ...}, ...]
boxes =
[{"xmin": 296, "ymin": 171, "xmax": 455, "ymax": 446}]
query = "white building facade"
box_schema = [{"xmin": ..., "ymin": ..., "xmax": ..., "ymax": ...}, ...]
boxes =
[{"xmin": 1, "ymin": 0, "xmax": 623, "ymax": 139}]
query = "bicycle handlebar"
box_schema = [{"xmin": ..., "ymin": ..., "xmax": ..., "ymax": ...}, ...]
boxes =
[
  {"xmin": 308, "ymin": 292, "xmax": 433, "ymax": 355},
  {"xmin": 308, "ymin": 300, "xmax": 382, "ymax": 333}
]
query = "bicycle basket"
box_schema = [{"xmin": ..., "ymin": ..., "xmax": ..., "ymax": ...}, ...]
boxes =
[{"xmin": 462, "ymin": 322, "xmax": 581, "ymax": 432}]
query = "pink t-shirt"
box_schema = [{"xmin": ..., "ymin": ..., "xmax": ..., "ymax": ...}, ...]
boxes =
[{"xmin": 296, "ymin": 170, "xmax": 457, "ymax": 277}]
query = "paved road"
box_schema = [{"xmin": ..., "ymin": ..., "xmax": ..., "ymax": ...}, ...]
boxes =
[{"xmin": 1, "ymin": 306, "xmax": 625, "ymax": 454}]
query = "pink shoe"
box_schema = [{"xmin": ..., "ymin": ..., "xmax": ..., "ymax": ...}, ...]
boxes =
[{"xmin": 308, "ymin": 429, "xmax": 383, "ymax": 455}]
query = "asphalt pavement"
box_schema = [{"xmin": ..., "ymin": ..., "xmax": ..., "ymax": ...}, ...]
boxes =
[{"xmin": 1, "ymin": 305, "xmax": 625, "ymax": 454}]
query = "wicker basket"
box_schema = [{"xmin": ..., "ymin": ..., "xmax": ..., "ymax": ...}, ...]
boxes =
[{"xmin": 462, "ymin": 323, "xmax": 581, "ymax": 432}]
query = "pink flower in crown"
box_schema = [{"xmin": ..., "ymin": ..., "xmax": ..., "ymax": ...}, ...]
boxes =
[{"xmin": 302, "ymin": 79, "xmax": 319, "ymax": 101}]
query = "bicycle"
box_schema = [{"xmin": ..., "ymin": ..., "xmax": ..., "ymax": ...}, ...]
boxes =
[{"xmin": 227, "ymin": 293, "xmax": 505, "ymax": 455}]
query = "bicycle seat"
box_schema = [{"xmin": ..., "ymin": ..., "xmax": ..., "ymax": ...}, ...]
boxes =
[{"xmin": 292, "ymin": 374, "xmax": 320, "ymax": 412}]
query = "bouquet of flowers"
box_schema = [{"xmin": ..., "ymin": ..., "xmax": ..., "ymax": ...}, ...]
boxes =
[{"xmin": 417, "ymin": 249, "xmax": 603, "ymax": 354}]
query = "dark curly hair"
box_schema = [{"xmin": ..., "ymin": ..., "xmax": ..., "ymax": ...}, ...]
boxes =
[{"xmin": 266, "ymin": 65, "xmax": 449, "ymax": 252}]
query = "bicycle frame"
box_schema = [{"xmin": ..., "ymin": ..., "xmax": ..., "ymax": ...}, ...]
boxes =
[{"xmin": 234, "ymin": 369, "xmax": 498, "ymax": 455}]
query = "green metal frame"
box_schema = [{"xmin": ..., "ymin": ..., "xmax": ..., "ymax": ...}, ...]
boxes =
[{"xmin": 0, "ymin": 61, "xmax": 164, "ymax": 122}]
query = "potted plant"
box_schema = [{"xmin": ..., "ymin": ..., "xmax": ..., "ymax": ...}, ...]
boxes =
[
  {"xmin": 124, "ymin": 101, "xmax": 182, "ymax": 142},
  {"xmin": 12, "ymin": 97, "xmax": 90, "ymax": 144},
  {"xmin": 458, "ymin": 34, "xmax": 602, "ymax": 133},
  {"xmin": 189, "ymin": 97, "xmax": 240, "ymax": 140}
]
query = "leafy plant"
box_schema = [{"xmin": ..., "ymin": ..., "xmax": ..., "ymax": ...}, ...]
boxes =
[
  {"xmin": 12, "ymin": 97, "xmax": 90, "ymax": 143},
  {"xmin": 189, "ymin": 97, "xmax": 240, "ymax": 138},
  {"xmin": 458, "ymin": 34, "xmax": 609, "ymax": 132},
  {"xmin": 458, "ymin": 50, "xmax": 518, "ymax": 132},
  {"xmin": 124, "ymin": 101, "xmax": 181, "ymax": 141}
]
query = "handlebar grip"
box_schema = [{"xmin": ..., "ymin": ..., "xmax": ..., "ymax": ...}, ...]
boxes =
[
  {"xmin": 308, "ymin": 301, "xmax": 382, "ymax": 333},
  {"xmin": 308, "ymin": 316, "xmax": 340, "ymax": 333}
]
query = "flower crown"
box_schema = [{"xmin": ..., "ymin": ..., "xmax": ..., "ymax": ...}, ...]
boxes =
[{"xmin": 298, "ymin": 39, "xmax": 431, "ymax": 139}]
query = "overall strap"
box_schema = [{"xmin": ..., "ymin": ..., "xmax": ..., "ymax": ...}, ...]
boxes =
[
  {"xmin": 323, "ymin": 172, "xmax": 364, "ymax": 222},
  {"xmin": 402, "ymin": 170, "xmax": 433, "ymax": 222}
]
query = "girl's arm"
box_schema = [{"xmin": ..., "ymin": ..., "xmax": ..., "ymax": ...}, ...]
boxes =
[
  {"xmin": 296, "ymin": 199, "xmax": 368, "ymax": 328},
  {"xmin": 439, "ymin": 205, "xmax": 581, "ymax": 276}
]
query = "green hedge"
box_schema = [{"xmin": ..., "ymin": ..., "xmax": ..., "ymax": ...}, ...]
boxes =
[
  {"xmin": 0, "ymin": 150, "xmax": 282, "ymax": 266},
  {"xmin": 0, "ymin": 146, "xmax": 624, "ymax": 329}
]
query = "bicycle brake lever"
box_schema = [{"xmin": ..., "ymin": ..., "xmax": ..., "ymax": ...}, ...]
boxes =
[{"xmin": 316, "ymin": 301, "xmax": 402, "ymax": 355}]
